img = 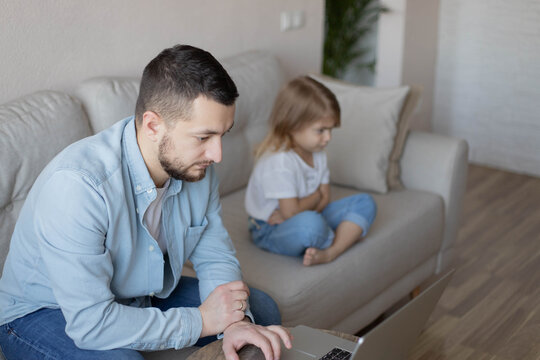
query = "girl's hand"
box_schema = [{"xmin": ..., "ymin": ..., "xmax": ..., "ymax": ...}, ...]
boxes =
[
  {"xmin": 315, "ymin": 184, "xmax": 330, "ymax": 213},
  {"xmin": 268, "ymin": 209, "xmax": 285, "ymax": 225}
]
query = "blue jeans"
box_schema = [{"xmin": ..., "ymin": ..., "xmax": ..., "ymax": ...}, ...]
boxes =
[
  {"xmin": 250, "ymin": 193, "xmax": 377, "ymax": 256},
  {"xmin": 0, "ymin": 277, "xmax": 281, "ymax": 360}
]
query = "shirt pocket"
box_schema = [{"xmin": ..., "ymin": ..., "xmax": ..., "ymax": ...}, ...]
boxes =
[{"xmin": 183, "ymin": 216, "xmax": 208, "ymax": 258}]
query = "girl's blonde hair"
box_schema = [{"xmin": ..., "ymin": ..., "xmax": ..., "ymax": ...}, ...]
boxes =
[{"xmin": 255, "ymin": 76, "xmax": 340, "ymax": 159}]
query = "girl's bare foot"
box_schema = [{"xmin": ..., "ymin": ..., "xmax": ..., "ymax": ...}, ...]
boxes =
[{"xmin": 303, "ymin": 247, "xmax": 334, "ymax": 266}]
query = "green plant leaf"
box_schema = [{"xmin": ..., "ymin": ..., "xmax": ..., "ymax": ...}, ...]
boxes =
[{"xmin": 323, "ymin": 0, "xmax": 386, "ymax": 79}]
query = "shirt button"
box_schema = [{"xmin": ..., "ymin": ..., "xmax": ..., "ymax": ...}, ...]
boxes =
[
  {"xmin": 136, "ymin": 185, "xmax": 142, "ymax": 191},
  {"xmin": 159, "ymin": 344, "xmax": 165, "ymax": 349},
  {"xmin": 136, "ymin": 208, "xmax": 139, "ymax": 214},
  {"xmin": 149, "ymin": 245, "xmax": 155, "ymax": 251},
  {"xmin": 149, "ymin": 292, "xmax": 155, "ymax": 297},
  {"xmin": 147, "ymin": 189, "xmax": 153, "ymax": 194}
]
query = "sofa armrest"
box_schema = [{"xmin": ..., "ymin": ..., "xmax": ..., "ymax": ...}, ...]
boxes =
[{"xmin": 400, "ymin": 131, "xmax": 469, "ymax": 272}]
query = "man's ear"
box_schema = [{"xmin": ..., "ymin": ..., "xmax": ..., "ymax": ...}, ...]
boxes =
[{"xmin": 141, "ymin": 111, "xmax": 164, "ymax": 142}]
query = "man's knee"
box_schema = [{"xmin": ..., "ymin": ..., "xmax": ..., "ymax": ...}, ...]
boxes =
[
  {"xmin": 0, "ymin": 325, "xmax": 143, "ymax": 360},
  {"xmin": 92, "ymin": 349, "xmax": 144, "ymax": 360},
  {"xmin": 248, "ymin": 287, "xmax": 281, "ymax": 326}
]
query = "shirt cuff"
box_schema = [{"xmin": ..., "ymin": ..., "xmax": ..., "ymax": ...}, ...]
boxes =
[{"xmin": 179, "ymin": 307, "xmax": 204, "ymax": 348}]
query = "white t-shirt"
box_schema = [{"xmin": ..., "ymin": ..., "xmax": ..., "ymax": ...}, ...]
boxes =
[
  {"xmin": 245, "ymin": 150, "xmax": 330, "ymax": 221},
  {"xmin": 143, "ymin": 179, "xmax": 170, "ymax": 254}
]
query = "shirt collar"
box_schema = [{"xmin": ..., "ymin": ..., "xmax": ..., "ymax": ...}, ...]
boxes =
[{"xmin": 122, "ymin": 117, "xmax": 183, "ymax": 196}]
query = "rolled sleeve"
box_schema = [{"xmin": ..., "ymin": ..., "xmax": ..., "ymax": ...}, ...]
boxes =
[
  {"xmin": 189, "ymin": 168, "xmax": 256, "ymax": 329},
  {"xmin": 189, "ymin": 167, "xmax": 244, "ymax": 303}
]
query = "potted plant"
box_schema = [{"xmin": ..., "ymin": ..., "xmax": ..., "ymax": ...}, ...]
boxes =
[{"xmin": 323, "ymin": 0, "xmax": 388, "ymax": 80}]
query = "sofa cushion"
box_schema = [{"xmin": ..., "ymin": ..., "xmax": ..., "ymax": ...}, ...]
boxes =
[
  {"xmin": 387, "ymin": 85, "xmax": 422, "ymax": 189},
  {"xmin": 310, "ymin": 75, "xmax": 415, "ymax": 194},
  {"xmin": 0, "ymin": 91, "xmax": 91, "ymax": 274},
  {"xmin": 220, "ymin": 186, "xmax": 443, "ymax": 329},
  {"xmin": 215, "ymin": 51, "xmax": 287, "ymax": 196},
  {"xmin": 75, "ymin": 77, "xmax": 140, "ymax": 133}
]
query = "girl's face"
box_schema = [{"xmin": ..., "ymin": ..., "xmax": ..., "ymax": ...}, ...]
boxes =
[{"xmin": 291, "ymin": 117, "xmax": 336, "ymax": 154}]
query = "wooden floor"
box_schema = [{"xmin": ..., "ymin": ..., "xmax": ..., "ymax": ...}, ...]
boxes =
[{"xmin": 407, "ymin": 165, "xmax": 540, "ymax": 359}]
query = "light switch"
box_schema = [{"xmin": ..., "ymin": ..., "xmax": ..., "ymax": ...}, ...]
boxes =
[
  {"xmin": 291, "ymin": 11, "xmax": 305, "ymax": 29},
  {"xmin": 281, "ymin": 12, "xmax": 292, "ymax": 32},
  {"xmin": 281, "ymin": 10, "xmax": 305, "ymax": 32}
]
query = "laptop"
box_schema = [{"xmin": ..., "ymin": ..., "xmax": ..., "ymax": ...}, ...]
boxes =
[{"xmin": 278, "ymin": 269, "xmax": 454, "ymax": 360}]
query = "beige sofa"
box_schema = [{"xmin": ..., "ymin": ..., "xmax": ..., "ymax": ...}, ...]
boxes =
[{"xmin": 0, "ymin": 50, "xmax": 468, "ymax": 359}]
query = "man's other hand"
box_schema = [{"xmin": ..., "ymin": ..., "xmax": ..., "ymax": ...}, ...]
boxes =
[
  {"xmin": 199, "ymin": 281, "xmax": 250, "ymax": 337},
  {"xmin": 222, "ymin": 321, "xmax": 292, "ymax": 360}
]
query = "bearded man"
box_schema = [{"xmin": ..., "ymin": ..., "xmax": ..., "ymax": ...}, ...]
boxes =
[{"xmin": 0, "ymin": 45, "xmax": 291, "ymax": 360}]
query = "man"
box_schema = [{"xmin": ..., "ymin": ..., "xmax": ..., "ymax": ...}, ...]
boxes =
[{"xmin": 0, "ymin": 45, "xmax": 291, "ymax": 360}]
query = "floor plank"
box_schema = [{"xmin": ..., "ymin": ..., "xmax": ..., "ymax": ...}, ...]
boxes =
[{"xmin": 407, "ymin": 165, "xmax": 540, "ymax": 359}]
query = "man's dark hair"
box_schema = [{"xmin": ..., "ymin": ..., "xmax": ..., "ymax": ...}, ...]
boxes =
[{"xmin": 135, "ymin": 44, "xmax": 239, "ymax": 125}]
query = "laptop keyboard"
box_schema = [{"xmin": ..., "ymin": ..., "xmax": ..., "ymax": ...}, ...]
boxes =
[{"xmin": 319, "ymin": 347, "xmax": 352, "ymax": 360}]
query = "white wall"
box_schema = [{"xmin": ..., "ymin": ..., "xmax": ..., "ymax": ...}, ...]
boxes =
[
  {"xmin": 376, "ymin": 0, "xmax": 406, "ymax": 88},
  {"xmin": 401, "ymin": 0, "xmax": 440, "ymax": 131},
  {"xmin": 434, "ymin": 0, "xmax": 540, "ymax": 177},
  {"xmin": 375, "ymin": 0, "xmax": 440, "ymax": 131},
  {"xmin": 0, "ymin": 0, "xmax": 324, "ymax": 104}
]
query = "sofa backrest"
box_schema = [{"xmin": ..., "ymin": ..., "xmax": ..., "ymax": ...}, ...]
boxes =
[
  {"xmin": 75, "ymin": 77, "xmax": 140, "ymax": 134},
  {"xmin": 76, "ymin": 50, "xmax": 286, "ymax": 196},
  {"xmin": 217, "ymin": 51, "xmax": 287, "ymax": 195},
  {"xmin": 0, "ymin": 91, "xmax": 92, "ymax": 275}
]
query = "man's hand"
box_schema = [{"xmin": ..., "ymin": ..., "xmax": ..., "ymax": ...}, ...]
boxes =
[
  {"xmin": 199, "ymin": 281, "xmax": 250, "ymax": 337},
  {"xmin": 222, "ymin": 321, "xmax": 292, "ymax": 360}
]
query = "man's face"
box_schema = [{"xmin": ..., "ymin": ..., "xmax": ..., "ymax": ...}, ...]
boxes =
[{"xmin": 158, "ymin": 96, "xmax": 235, "ymax": 182}]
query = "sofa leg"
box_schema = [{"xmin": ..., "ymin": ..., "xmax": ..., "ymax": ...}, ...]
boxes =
[{"xmin": 410, "ymin": 286, "xmax": 421, "ymax": 299}]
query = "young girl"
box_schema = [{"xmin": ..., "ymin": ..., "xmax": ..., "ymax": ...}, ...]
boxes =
[{"xmin": 245, "ymin": 76, "xmax": 377, "ymax": 266}]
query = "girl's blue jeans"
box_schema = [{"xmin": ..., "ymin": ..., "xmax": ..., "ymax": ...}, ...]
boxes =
[
  {"xmin": 0, "ymin": 277, "xmax": 280, "ymax": 360},
  {"xmin": 249, "ymin": 193, "xmax": 377, "ymax": 256}
]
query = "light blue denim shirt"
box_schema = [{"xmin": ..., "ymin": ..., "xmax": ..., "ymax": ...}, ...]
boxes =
[{"xmin": 0, "ymin": 117, "xmax": 247, "ymax": 351}]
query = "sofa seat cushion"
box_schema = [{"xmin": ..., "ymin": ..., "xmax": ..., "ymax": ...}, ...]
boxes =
[{"xmin": 219, "ymin": 186, "xmax": 443, "ymax": 329}]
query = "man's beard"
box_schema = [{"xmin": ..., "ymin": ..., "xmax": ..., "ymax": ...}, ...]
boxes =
[{"xmin": 158, "ymin": 135, "xmax": 210, "ymax": 182}]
